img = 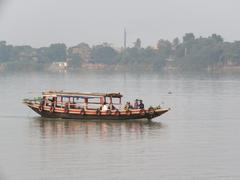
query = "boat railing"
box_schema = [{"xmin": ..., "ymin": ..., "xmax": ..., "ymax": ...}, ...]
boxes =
[
  {"xmin": 31, "ymin": 99, "xmax": 152, "ymax": 112},
  {"xmin": 23, "ymin": 98, "xmax": 41, "ymax": 105}
]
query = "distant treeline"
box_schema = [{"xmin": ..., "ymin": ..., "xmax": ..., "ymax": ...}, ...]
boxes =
[{"xmin": 1, "ymin": 33, "xmax": 240, "ymax": 72}]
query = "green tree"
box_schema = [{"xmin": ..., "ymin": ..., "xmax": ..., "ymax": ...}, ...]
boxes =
[
  {"xmin": 92, "ymin": 44, "xmax": 119, "ymax": 64},
  {"xmin": 68, "ymin": 54, "xmax": 82, "ymax": 68},
  {"xmin": 0, "ymin": 41, "xmax": 13, "ymax": 63},
  {"xmin": 134, "ymin": 38, "xmax": 141, "ymax": 49},
  {"xmin": 172, "ymin": 38, "xmax": 180, "ymax": 48},
  {"xmin": 210, "ymin": 34, "xmax": 224, "ymax": 43},
  {"xmin": 37, "ymin": 43, "xmax": 67, "ymax": 63},
  {"xmin": 47, "ymin": 43, "xmax": 67, "ymax": 61},
  {"xmin": 157, "ymin": 39, "xmax": 172, "ymax": 58},
  {"xmin": 183, "ymin": 33, "xmax": 195, "ymax": 43}
]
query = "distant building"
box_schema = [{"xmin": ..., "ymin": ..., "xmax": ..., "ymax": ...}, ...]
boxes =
[
  {"xmin": 164, "ymin": 56, "xmax": 177, "ymax": 70},
  {"xmin": 49, "ymin": 61, "xmax": 68, "ymax": 72},
  {"xmin": 68, "ymin": 43, "xmax": 91, "ymax": 63},
  {"xmin": 81, "ymin": 63, "xmax": 106, "ymax": 70},
  {"xmin": 54, "ymin": 61, "xmax": 68, "ymax": 67}
]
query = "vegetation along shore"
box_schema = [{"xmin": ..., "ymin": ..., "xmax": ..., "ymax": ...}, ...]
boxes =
[{"xmin": 1, "ymin": 33, "xmax": 240, "ymax": 73}]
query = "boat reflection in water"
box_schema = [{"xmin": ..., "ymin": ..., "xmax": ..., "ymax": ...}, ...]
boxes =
[{"xmin": 30, "ymin": 117, "xmax": 166, "ymax": 140}]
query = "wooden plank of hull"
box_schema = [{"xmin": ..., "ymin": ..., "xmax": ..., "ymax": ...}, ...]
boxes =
[{"xmin": 27, "ymin": 104, "xmax": 169, "ymax": 120}]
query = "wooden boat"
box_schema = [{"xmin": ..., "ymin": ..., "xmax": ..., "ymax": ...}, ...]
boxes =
[{"xmin": 23, "ymin": 91, "xmax": 170, "ymax": 120}]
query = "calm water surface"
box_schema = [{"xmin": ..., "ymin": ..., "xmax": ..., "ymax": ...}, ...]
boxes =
[{"xmin": 0, "ymin": 72, "xmax": 240, "ymax": 180}]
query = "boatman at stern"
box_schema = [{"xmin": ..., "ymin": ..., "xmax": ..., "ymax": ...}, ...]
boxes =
[{"xmin": 139, "ymin": 100, "xmax": 144, "ymax": 109}]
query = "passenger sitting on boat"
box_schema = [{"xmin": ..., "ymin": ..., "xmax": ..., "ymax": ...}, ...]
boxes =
[
  {"xmin": 109, "ymin": 103, "xmax": 116, "ymax": 110},
  {"xmin": 102, "ymin": 102, "xmax": 109, "ymax": 111},
  {"xmin": 124, "ymin": 102, "xmax": 129, "ymax": 110},
  {"xmin": 40, "ymin": 97, "xmax": 45, "ymax": 106},
  {"xmin": 124, "ymin": 102, "xmax": 133, "ymax": 110},
  {"xmin": 70, "ymin": 102, "xmax": 77, "ymax": 109},
  {"xmin": 139, "ymin": 100, "xmax": 144, "ymax": 109},
  {"xmin": 65, "ymin": 102, "xmax": 70, "ymax": 110},
  {"xmin": 99, "ymin": 103, "xmax": 103, "ymax": 110},
  {"xmin": 134, "ymin": 99, "xmax": 139, "ymax": 109}
]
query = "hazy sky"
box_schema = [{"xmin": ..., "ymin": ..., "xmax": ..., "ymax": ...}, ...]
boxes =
[{"xmin": 0, "ymin": 0, "xmax": 239, "ymax": 47}]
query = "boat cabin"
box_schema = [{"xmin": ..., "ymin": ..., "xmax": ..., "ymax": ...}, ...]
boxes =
[{"xmin": 41, "ymin": 91, "xmax": 123, "ymax": 111}]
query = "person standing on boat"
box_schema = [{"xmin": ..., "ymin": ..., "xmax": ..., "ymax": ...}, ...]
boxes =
[
  {"xmin": 134, "ymin": 99, "xmax": 139, "ymax": 109},
  {"xmin": 139, "ymin": 100, "xmax": 144, "ymax": 109},
  {"xmin": 40, "ymin": 97, "xmax": 45, "ymax": 107},
  {"xmin": 52, "ymin": 97, "xmax": 57, "ymax": 108},
  {"xmin": 83, "ymin": 98, "xmax": 88, "ymax": 111}
]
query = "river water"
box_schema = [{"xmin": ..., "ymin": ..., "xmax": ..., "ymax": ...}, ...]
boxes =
[{"xmin": 0, "ymin": 72, "xmax": 240, "ymax": 180}]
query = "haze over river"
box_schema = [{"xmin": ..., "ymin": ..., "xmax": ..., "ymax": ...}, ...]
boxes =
[{"xmin": 0, "ymin": 72, "xmax": 240, "ymax": 180}]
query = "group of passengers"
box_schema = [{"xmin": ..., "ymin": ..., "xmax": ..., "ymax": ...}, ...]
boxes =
[
  {"xmin": 124, "ymin": 99, "xmax": 144, "ymax": 111},
  {"xmin": 99, "ymin": 99, "xmax": 144, "ymax": 112},
  {"xmin": 100, "ymin": 102, "xmax": 116, "ymax": 111}
]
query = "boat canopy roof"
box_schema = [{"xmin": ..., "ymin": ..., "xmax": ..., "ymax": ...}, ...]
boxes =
[{"xmin": 42, "ymin": 91, "xmax": 123, "ymax": 98}]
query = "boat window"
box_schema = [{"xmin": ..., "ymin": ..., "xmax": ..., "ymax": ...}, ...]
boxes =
[
  {"xmin": 73, "ymin": 97, "xmax": 84, "ymax": 109},
  {"xmin": 105, "ymin": 97, "xmax": 111, "ymax": 104},
  {"xmin": 86, "ymin": 97, "xmax": 101, "ymax": 109},
  {"xmin": 112, "ymin": 97, "xmax": 121, "ymax": 105},
  {"xmin": 56, "ymin": 96, "xmax": 62, "ymax": 107},
  {"xmin": 56, "ymin": 96, "xmax": 71, "ymax": 107},
  {"xmin": 54, "ymin": 96, "xmax": 110, "ymax": 110},
  {"xmin": 87, "ymin": 97, "xmax": 100, "ymax": 104}
]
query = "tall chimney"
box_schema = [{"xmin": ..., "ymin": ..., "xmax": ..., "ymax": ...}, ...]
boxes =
[{"xmin": 124, "ymin": 28, "xmax": 127, "ymax": 49}]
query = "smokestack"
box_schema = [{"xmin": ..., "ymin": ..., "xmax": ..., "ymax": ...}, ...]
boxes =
[{"xmin": 124, "ymin": 28, "xmax": 127, "ymax": 49}]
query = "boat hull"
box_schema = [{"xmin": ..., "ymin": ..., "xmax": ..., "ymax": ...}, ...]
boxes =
[{"xmin": 26, "ymin": 103, "xmax": 169, "ymax": 120}]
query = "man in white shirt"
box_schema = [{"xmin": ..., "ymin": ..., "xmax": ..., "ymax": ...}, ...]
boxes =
[{"xmin": 102, "ymin": 102, "xmax": 109, "ymax": 111}]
